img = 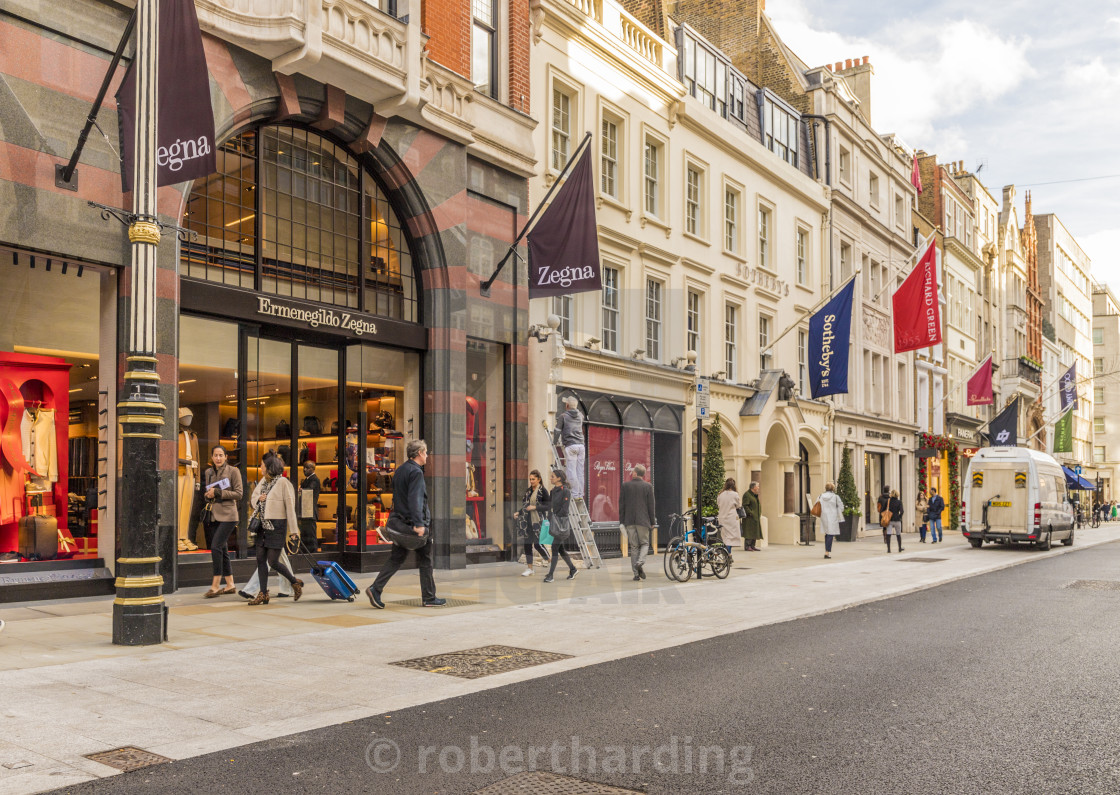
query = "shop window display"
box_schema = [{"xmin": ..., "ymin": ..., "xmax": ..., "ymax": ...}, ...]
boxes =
[
  {"xmin": 466, "ymin": 340, "xmax": 505, "ymax": 549},
  {"xmin": 0, "ymin": 256, "xmax": 111, "ymax": 563}
]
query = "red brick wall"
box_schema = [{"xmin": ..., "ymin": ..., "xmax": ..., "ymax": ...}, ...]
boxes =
[
  {"xmin": 508, "ymin": 0, "xmax": 530, "ymax": 113},
  {"xmin": 423, "ymin": 0, "xmax": 531, "ymax": 113},
  {"xmin": 424, "ymin": 0, "xmax": 472, "ymax": 79}
]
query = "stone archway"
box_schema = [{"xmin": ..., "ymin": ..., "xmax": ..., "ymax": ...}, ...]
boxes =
[{"xmin": 762, "ymin": 422, "xmax": 798, "ymax": 544}]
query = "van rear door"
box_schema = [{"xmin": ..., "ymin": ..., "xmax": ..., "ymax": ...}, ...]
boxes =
[{"xmin": 969, "ymin": 465, "xmax": 1028, "ymax": 533}]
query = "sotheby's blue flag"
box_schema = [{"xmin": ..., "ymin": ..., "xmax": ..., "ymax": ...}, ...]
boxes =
[{"xmin": 808, "ymin": 279, "xmax": 856, "ymax": 399}]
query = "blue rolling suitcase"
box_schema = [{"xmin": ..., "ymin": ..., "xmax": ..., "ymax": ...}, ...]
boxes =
[{"xmin": 309, "ymin": 560, "xmax": 360, "ymax": 602}]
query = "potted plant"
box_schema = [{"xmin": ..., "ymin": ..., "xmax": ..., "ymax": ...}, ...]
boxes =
[{"xmin": 837, "ymin": 444, "xmax": 861, "ymax": 541}]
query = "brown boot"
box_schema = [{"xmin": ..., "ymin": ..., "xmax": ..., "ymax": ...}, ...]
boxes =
[
  {"xmin": 248, "ymin": 591, "xmax": 269, "ymax": 606},
  {"xmin": 292, "ymin": 579, "xmax": 305, "ymax": 602}
]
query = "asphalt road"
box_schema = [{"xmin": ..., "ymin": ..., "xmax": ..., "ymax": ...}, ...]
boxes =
[{"xmin": 55, "ymin": 542, "xmax": 1120, "ymax": 794}]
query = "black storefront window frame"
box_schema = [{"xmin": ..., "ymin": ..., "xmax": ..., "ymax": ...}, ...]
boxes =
[{"xmin": 557, "ymin": 389, "xmax": 683, "ymax": 556}]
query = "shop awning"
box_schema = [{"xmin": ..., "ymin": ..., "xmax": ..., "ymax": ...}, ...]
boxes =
[{"xmin": 1061, "ymin": 465, "xmax": 1096, "ymax": 490}]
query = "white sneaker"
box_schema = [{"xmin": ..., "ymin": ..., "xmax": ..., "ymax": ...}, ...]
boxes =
[{"xmin": 521, "ymin": 568, "xmax": 533, "ymax": 577}]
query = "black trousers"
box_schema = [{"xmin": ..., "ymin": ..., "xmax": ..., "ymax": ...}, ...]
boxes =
[
  {"xmin": 210, "ymin": 521, "xmax": 236, "ymax": 576},
  {"xmin": 371, "ymin": 537, "xmax": 436, "ymax": 602},
  {"xmin": 298, "ymin": 518, "xmax": 318, "ymax": 552}
]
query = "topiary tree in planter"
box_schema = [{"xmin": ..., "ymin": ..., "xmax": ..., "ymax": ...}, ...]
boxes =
[
  {"xmin": 837, "ymin": 444, "xmax": 861, "ymax": 537},
  {"xmin": 700, "ymin": 414, "xmax": 726, "ymax": 516}
]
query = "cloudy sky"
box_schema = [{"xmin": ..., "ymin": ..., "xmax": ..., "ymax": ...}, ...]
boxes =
[{"xmin": 765, "ymin": 0, "xmax": 1119, "ymax": 289}]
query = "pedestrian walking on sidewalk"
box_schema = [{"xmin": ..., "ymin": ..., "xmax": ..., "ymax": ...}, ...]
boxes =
[
  {"xmin": 553, "ymin": 396, "xmax": 586, "ymax": 500},
  {"xmin": 878, "ymin": 488, "xmax": 904, "ymax": 553},
  {"xmin": 517, "ymin": 469, "xmax": 551, "ymax": 576},
  {"xmin": 717, "ymin": 478, "xmax": 743, "ymax": 551},
  {"xmin": 619, "ymin": 464, "xmax": 657, "ymax": 580},
  {"xmin": 247, "ymin": 452, "xmax": 305, "ymax": 605},
  {"xmin": 543, "ymin": 468, "xmax": 579, "ymax": 584},
  {"xmin": 817, "ymin": 482, "xmax": 843, "ymax": 558},
  {"xmin": 238, "ymin": 547, "xmax": 294, "ymax": 599},
  {"xmin": 365, "ymin": 439, "xmax": 446, "ymax": 608},
  {"xmin": 927, "ymin": 488, "xmax": 945, "ymax": 543},
  {"xmin": 916, "ymin": 491, "xmax": 929, "ymax": 543},
  {"xmin": 742, "ymin": 482, "xmax": 762, "ymax": 551},
  {"xmin": 201, "ymin": 445, "xmax": 243, "ymax": 598}
]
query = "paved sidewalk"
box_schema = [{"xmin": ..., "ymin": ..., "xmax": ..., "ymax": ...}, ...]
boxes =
[{"xmin": 1, "ymin": 528, "xmax": 1116, "ymax": 794}]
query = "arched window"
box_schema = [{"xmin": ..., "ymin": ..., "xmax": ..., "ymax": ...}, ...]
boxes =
[{"xmin": 181, "ymin": 125, "xmax": 418, "ymax": 322}]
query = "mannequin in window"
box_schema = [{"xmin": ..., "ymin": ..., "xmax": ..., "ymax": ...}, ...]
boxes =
[{"xmin": 177, "ymin": 407, "xmax": 200, "ymax": 552}]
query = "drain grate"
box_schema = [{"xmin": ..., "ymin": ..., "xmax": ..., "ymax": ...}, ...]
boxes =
[
  {"xmin": 391, "ymin": 645, "xmax": 572, "ymax": 679},
  {"xmin": 1064, "ymin": 579, "xmax": 1120, "ymax": 591},
  {"xmin": 473, "ymin": 771, "xmax": 643, "ymax": 794},
  {"xmin": 85, "ymin": 747, "xmax": 171, "ymax": 772},
  {"xmin": 389, "ymin": 598, "xmax": 478, "ymax": 608},
  {"xmin": 899, "ymin": 557, "xmax": 948, "ymax": 563}
]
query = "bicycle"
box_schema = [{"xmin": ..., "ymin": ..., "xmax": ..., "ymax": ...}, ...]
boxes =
[
  {"xmin": 662, "ymin": 510, "xmax": 732, "ymax": 582},
  {"xmin": 1090, "ymin": 506, "xmax": 1101, "ymax": 528}
]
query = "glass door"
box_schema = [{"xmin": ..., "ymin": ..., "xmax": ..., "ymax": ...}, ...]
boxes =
[
  {"xmin": 245, "ymin": 336, "xmax": 294, "ymax": 532},
  {"xmin": 295, "ymin": 343, "xmax": 341, "ymax": 552}
]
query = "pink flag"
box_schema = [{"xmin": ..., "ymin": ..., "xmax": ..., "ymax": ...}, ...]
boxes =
[
  {"xmin": 966, "ymin": 355, "xmax": 993, "ymax": 406},
  {"xmin": 911, "ymin": 154, "xmax": 923, "ymax": 194},
  {"xmin": 892, "ymin": 241, "xmax": 942, "ymax": 353}
]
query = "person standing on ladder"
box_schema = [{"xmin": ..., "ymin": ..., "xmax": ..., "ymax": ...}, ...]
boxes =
[{"xmin": 554, "ymin": 396, "xmax": 586, "ymax": 500}]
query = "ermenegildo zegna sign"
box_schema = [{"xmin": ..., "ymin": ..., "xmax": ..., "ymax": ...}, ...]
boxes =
[
  {"xmin": 179, "ymin": 281, "xmax": 427, "ymax": 349},
  {"xmin": 256, "ymin": 297, "xmax": 378, "ymax": 336}
]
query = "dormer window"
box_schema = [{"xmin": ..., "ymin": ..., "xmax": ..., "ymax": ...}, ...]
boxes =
[{"xmin": 760, "ymin": 90, "xmax": 799, "ymax": 167}]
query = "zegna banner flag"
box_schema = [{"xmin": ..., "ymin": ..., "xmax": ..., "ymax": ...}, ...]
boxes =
[
  {"xmin": 808, "ymin": 279, "xmax": 855, "ymax": 399},
  {"xmin": 892, "ymin": 240, "xmax": 942, "ymax": 353},
  {"xmin": 966, "ymin": 354, "xmax": 994, "ymax": 406},
  {"xmin": 527, "ymin": 145, "xmax": 601, "ymax": 299},
  {"xmin": 988, "ymin": 396, "xmax": 1019, "ymax": 447},
  {"xmin": 1059, "ymin": 363, "xmax": 1078, "ymax": 412},
  {"xmin": 1053, "ymin": 408, "xmax": 1074, "ymax": 454},
  {"xmin": 117, "ymin": 0, "xmax": 216, "ymax": 192}
]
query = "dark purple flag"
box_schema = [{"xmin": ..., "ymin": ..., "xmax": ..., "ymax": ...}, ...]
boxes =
[
  {"xmin": 527, "ymin": 146, "xmax": 601, "ymax": 299},
  {"xmin": 117, "ymin": 0, "xmax": 216, "ymax": 192}
]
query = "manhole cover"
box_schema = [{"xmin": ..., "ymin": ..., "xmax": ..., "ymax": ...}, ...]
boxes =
[
  {"xmin": 898, "ymin": 558, "xmax": 948, "ymax": 563},
  {"xmin": 473, "ymin": 771, "xmax": 642, "ymax": 794},
  {"xmin": 85, "ymin": 747, "xmax": 171, "ymax": 772},
  {"xmin": 391, "ymin": 645, "xmax": 572, "ymax": 679},
  {"xmin": 1064, "ymin": 579, "xmax": 1120, "ymax": 591},
  {"xmin": 389, "ymin": 598, "xmax": 478, "ymax": 608}
]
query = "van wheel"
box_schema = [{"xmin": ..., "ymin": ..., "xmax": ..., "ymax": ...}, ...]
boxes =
[
  {"xmin": 969, "ymin": 538, "xmax": 983, "ymax": 549},
  {"xmin": 1062, "ymin": 529, "xmax": 1074, "ymax": 547},
  {"xmin": 1038, "ymin": 530, "xmax": 1052, "ymax": 551}
]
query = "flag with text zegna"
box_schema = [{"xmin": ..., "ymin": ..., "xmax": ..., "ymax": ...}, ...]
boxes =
[
  {"xmin": 527, "ymin": 146, "xmax": 601, "ymax": 299},
  {"xmin": 893, "ymin": 241, "xmax": 942, "ymax": 353}
]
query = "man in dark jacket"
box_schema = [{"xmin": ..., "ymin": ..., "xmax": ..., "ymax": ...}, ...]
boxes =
[
  {"xmin": 366, "ymin": 439, "xmax": 446, "ymax": 608},
  {"xmin": 553, "ymin": 396, "xmax": 586, "ymax": 500},
  {"xmin": 297, "ymin": 460, "xmax": 321, "ymax": 553},
  {"xmin": 619, "ymin": 464, "xmax": 657, "ymax": 580},
  {"xmin": 927, "ymin": 487, "xmax": 945, "ymax": 543}
]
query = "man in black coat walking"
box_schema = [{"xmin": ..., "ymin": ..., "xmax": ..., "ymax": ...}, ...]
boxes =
[
  {"xmin": 619, "ymin": 464, "xmax": 657, "ymax": 580},
  {"xmin": 366, "ymin": 439, "xmax": 446, "ymax": 608}
]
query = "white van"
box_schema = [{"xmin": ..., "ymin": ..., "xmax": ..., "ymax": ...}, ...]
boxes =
[{"xmin": 961, "ymin": 447, "xmax": 1075, "ymax": 550}]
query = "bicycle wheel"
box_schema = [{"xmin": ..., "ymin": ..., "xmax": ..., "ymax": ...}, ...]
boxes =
[
  {"xmin": 667, "ymin": 543, "xmax": 692, "ymax": 582},
  {"xmin": 662, "ymin": 536, "xmax": 685, "ymax": 581},
  {"xmin": 708, "ymin": 547, "xmax": 731, "ymax": 579}
]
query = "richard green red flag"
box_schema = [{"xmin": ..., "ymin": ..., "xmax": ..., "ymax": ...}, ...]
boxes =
[
  {"xmin": 966, "ymin": 355, "xmax": 994, "ymax": 406},
  {"xmin": 893, "ymin": 240, "xmax": 942, "ymax": 353}
]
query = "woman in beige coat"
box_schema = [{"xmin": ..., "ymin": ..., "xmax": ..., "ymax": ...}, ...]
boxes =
[
  {"xmin": 717, "ymin": 478, "xmax": 743, "ymax": 548},
  {"xmin": 246, "ymin": 452, "xmax": 304, "ymax": 605}
]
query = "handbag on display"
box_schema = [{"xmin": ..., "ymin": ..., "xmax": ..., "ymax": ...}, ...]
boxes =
[
  {"xmin": 330, "ymin": 420, "xmax": 340, "ymax": 435},
  {"xmin": 222, "ymin": 417, "xmax": 239, "ymax": 438},
  {"xmin": 302, "ymin": 416, "xmax": 323, "ymax": 435},
  {"xmin": 276, "ymin": 419, "xmax": 290, "ymax": 439}
]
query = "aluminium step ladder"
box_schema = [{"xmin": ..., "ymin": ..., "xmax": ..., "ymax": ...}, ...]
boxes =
[{"xmin": 542, "ymin": 425, "xmax": 604, "ymax": 569}]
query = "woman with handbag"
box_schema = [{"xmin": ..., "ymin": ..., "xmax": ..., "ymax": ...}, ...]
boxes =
[
  {"xmin": 202, "ymin": 445, "xmax": 243, "ymax": 598},
  {"xmin": 717, "ymin": 478, "xmax": 743, "ymax": 549},
  {"xmin": 246, "ymin": 452, "xmax": 305, "ymax": 605},
  {"xmin": 878, "ymin": 487, "xmax": 904, "ymax": 553},
  {"xmin": 816, "ymin": 482, "xmax": 843, "ymax": 559},
  {"xmin": 517, "ymin": 469, "xmax": 551, "ymax": 576},
  {"xmin": 543, "ymin": 468, "xmax": 579, "ymax": 584},
  {"xmin": 916, "ymin": 492, "xmax": 929, "ymax": 543}
]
